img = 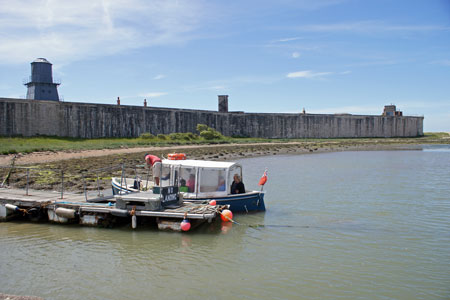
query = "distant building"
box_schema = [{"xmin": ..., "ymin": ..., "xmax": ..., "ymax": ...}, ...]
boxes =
[
  {"xmin": 24, "ymin": 58, "xmax": 60, "ymax": 101},
  {"xmin": 218, "ymin": 95, "xmax": 228, "ymax": 112},
  {"xmin": 383, "ymin": 105, "xmax": 403, "ymax": 116}
]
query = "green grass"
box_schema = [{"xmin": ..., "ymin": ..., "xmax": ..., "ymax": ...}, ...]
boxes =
[{"xmin": 0, "ymin": 132, "xmax": 448, "ymax": 155}]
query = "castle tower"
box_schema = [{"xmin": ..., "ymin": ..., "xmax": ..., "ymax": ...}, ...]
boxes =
[
  {"xmin": 218, "ymin": 95, "xmax": 228, "ymax": 112},
  {"xmin": 24, "ymin": 58, "xmax": 60, "ymax": 101}
]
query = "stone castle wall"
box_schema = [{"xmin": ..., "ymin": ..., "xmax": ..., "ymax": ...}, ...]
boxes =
[{"xmin": 0, "ymin": 98, "xmax": 424, "ymax": 138}]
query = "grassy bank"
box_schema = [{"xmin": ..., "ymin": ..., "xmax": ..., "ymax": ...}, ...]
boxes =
[{"xmin": 1, "ymin": 132, "xmax": 448, "ymax": 155}]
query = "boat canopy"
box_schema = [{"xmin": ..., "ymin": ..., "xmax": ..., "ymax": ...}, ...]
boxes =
[
  {"xmin": 160, "ymin": 159, "xmax": 243, "ymax": 198},
  {"xmin": 162, "ymin": 159, "xmax": 237, "ymax": 169}
]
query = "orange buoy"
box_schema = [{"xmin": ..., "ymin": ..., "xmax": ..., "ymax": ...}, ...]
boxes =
[
  {"xmin": 221, "ymin": 221, "xmax": 233, "ymax": 234},
  {"xmin": 258, "ymin": 170, "xmax": 268, "ymax": 186},
  {"xmin": 220, "ymin": 209, "xmax": 233, "ymax": 222},
  {"xmin": 168, "ymin": 153, "xmax": 187, "ymax": 160},
  {"xmin": 209, "ymin": 200, "xmax": 217, "ymax": 206},
  {"xmin": 180, "ymin": 219, "xmax": 191, "ymax": 231}
]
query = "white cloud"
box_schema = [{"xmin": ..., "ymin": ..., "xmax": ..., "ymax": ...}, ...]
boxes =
[
  {"xmin": 292, "ymin": 52, "xmax": 301, "ymax": 58},
  {"xmin": 139, "ymin": 92, "xmax": 168, "ymax": 98},
  {"xmin": 206, "ymin": 85, "xmax": 227, "ymax": 91},
  {"xmin": 287, "ymin": 70, "xmax": 332, "ymax": 78},
  {"xmin": 153, "ymin": 74, "xmax": 166, "ymax": 80},
  {"xmin": 275, "ymin": 37, "xmax": 303, "ymax": 43},
  {"xmin": 0, "ymin": 0, "xmax": 206, "ymax": 65}
]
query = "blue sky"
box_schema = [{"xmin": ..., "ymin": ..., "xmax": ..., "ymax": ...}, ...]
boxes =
[{"xmin": 1, "ymin": 0, "xmax": 449, "ymax": 131}]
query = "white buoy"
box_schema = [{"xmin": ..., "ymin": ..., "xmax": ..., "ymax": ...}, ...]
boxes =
[
  {"xmin": 132, "ymin": 215, "xmax": 137, "ymax": 229},
  {"xmin": 5, "ymin": 204, "xmax": 19, "ymax": 211},
  {"xmin": 55, "ymin": 207, "xmax": 77, "ymax": 219}
]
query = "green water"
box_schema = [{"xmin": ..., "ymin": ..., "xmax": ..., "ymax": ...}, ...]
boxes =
[{"xmin": 1, "ymin": 147, "xmax": 449, "ymax": 299}]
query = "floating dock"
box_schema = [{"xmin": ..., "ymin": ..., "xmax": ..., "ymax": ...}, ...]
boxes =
[{"xmin": 0, "ymin": 187, "xmax": 226, "ymax": 232}]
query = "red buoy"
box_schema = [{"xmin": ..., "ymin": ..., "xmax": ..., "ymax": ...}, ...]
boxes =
[
  {"xmin": 181, "ymin": 219, "xmax": 191, "ymax": 231},
  {"xmin": 220, "ymin": 209, "xmax": 233, "ymax": 222},
  {"xmin": 209, "ymin": 200, "xmax": 217, "ymax": 206},
  {"xmin": 221, "ymin": 221, "xmax": 233, "ymax": 234}
]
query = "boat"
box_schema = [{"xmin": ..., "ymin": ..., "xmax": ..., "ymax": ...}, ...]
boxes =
[
  {"xmin": 111, "ymin": 177, "xmax": 154, "ymax": 195},
  {"xmin": 112, "ymin": 158, "xmax": 266, "ymax": 212}
]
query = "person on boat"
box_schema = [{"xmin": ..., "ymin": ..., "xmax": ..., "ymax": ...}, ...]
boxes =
[
  {"xmin": 231, "ymin": 174, "xmax": 245, "ymax": 194},
  {"xmin": 179, "ymin": 179, "xmax": 189, "ymax": 192},
  {"xmin": 217, "ymin": 176, "xmax": 226, "ymax": 191},
  {"xmin": 144, "ymin": 154, "xmax": 162, "ymax": 185},
  {"xmin": 187, "ymin": 174, "xmax": 196, "ymax": 193}
]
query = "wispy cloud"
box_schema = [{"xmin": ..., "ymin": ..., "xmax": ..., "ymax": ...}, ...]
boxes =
[
  {"xmin": 184, "ymin": 75, "xmax": 281, "ymax": 92},
  {"xmin": 138, "ymin": 92, "xmax": 168, "ymax": 98},
  {"xmin": 0, "ymin": 0, "xmax": 206, "ymax": 65},
  {"xmin": 292, "ymin": 52, "xmax": 301, "ymax": 58},
  {"xmin": 153, "ymin": 74, "xmax": 166, "ymax": 80},
  {"xmin": 188, "ymin": 85, "xmax": 228, "ymax": 92},
  {"xmin": 287, "ymin": 70, "xmax": 332, "ymax": 79},
  {"xmin": 274, "ymin": 37, "xmax": 303, "ymax": 43},
  {"xmin": 293, "ymin": 21, "xmax": 450, "ymax": 34},
  {"xmin": 431, "ymin": 59, "xmax": 450, "ymax": 66}
]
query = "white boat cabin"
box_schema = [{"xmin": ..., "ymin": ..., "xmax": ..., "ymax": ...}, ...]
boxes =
[{"xmin": 159, "ymin": 159, "xmax": 244, "ymax": 199}]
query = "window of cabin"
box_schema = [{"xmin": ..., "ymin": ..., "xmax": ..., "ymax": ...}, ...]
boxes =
[
  {"xmin": 179, "ymin": 167, "xmax": 196, "ymax": 193},
  {"xmin": 199, "ymin": 169, "xmax": 227, "ymax": 193},
  {"xmin": 160, "ymin": 165, "xmax": 171, "ymax": 187}
]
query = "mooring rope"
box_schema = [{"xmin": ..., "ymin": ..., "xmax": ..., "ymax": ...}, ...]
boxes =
[{"xmin": 214, "ymin": 208, "xmax": 313, "ymax": 228}]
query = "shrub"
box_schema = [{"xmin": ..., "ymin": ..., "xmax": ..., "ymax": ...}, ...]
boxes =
[
  {"xmin": 157, "ymin": 134, "xmax": 167, "ymax": 140},
  {"xmin": 195, "ymin": 124, "xmax": 225, "ymax": 140},
  {"xmin": 185, "ymin": 132, "xmax": 198, "ymax": 140},
  {"xmin": 168, "ymin": 133, "xmax": 184, "ymax": 140},
  {"xmin": 196, "ymin": 124, "xmax": 208, "ymax": 133},
  {"xmin": 140, "ymin": 132, "xmax": 155, "ymax": 139},
  {"xmin": 200, "ymin": 128, "xmax": 224, "ymax": 140}
]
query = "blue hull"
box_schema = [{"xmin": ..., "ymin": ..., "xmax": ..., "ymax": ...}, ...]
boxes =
[
  {"xmin": 112, "ymin": 178, "xmax": 266, "ymax": 213},
  {"xmin": 185, "ymin": 192, "xmax": 265, "ymax": 213}
]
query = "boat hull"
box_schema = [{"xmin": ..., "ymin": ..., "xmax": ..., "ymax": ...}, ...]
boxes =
[
  {"xmin": 184, "ymin": 192, "xmax": 265, "ymax": 213},
  {"xmin": 111, "ymin": 178, "xmax": 139, "ymax": 195},
  {"xmin": 111, "ymin": 178, "xmax": 265, "ymax": 212}
]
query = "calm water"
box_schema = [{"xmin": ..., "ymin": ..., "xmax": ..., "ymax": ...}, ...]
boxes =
[{"xmin": 1, "ymin": 147, "xmax": 449, "ymax": 300}]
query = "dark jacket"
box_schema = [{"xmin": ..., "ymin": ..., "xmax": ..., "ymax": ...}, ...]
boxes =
[{"xmin": 231, "ymin": 181, "xmax": 245, "ymax": 194}]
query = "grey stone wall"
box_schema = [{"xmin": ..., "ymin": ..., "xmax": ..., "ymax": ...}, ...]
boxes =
[{"xmin": 0, "ymin": 98, "xmax": 424, "ymax": 138}]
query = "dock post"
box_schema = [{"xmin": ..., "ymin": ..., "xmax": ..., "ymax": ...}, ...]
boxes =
[
  {"xmin": 60, "ymin": 170, "xmax": 64, "ymax": 199},
  {"xmin": 26, "ymin": 169, "xmax": 29, "ymax": 196},
  {"xmin": 134, "ymin": 166, "xmax": 139, "ymax": 193},
  {"xmin": 145, "ymin": 167, "xmax": 150, "ymax": 190},
  {"xmin": 96, "ymin": 172, "xmax": 100, "ymax": 197},
  {"xmin": 120, "ymin": 164, "xmax": 124, "ymax": 190},
  {"xmin": 83, "ymin": 174, "xmax": 88, "ymax": 201}
]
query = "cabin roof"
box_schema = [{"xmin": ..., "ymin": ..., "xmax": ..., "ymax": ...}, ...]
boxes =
[{"xmin": 162, "ymin": 159, "xmax": 238, "ymax": 169}]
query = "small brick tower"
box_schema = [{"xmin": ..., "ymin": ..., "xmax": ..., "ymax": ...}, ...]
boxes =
[
  {"xmin": 218, "ymin": 95, "xmax": 228, "ymax": 112},
  {"xmin": 25, "ymin": 58, "xmax": 60, "ymax": 101}
]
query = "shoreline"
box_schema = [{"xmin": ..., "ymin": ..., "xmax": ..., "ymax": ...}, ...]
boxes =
[
  {"xmin": 0, "ymin": 140, "xmax": 443, "ymax": 167},
  {"xmin": 0, "ymin": 138, "xmax": 448, "ymax": 192}
]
